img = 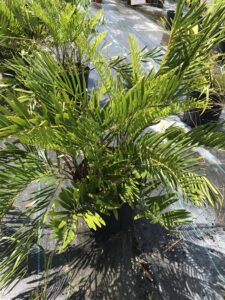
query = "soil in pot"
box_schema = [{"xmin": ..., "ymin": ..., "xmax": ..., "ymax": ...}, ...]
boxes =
[
  {"xmin": 93, "ymin": 203, "xmax": 134, "ymax": 238},
  {"xmin": 183, "ymin": 91, "xmax": 223, "ymax": 127}
]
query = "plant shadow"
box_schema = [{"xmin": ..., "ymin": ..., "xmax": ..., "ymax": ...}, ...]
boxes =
[
  {"xmin": 1, "ymin": 210, "xmax": 225, "ymax": 300},
  {"xmin": 135, "ymin": 220, "xmax": 225, "ymax": 300},
  {"xmin": 9, "ymin": 229, "xmax": 146, "ymax": 300}
]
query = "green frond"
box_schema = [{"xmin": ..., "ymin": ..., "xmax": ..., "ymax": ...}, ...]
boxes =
[
  {"xmin": 136, "ymin": 129, "xmax": 222, "ymax": 207},
  {"xmin": 0, "ymin": 180, "xmax": 59, "ymax": 289},
  {"xmin": 160, "ymin": 1, "xmax": 225, "ymax": 75},
  {"xmin": 0, "ymin": 143, "xmax": 57, "ymax": 218},
  {"xmin": 0, "ymin": 225, "xmax": 39, "ymax": 290},
  {"xmin": 129, "ymin": 35, "xmax": 145, "ymax": 83},
  {"xmin": 187, "ymin": 121, "xmax": 225, "ymax": 150},
  {"xmin": 135, "ymin": 193, "xmax": 192, "ymax": 228}
]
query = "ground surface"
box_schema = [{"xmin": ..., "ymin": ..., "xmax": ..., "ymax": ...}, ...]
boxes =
[{"xmin": 1, "ymin": 0, "xmax": 225, "ymax": 299}]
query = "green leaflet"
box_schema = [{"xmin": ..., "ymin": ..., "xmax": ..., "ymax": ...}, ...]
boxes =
[{"xmin": 83, "ymin": 211, "xmax": 106, "ymax": 230}]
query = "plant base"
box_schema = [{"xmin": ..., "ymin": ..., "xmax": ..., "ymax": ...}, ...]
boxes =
[{"xmin": 93, "ymin": 204, "xmax": 134, "ymax": 237}]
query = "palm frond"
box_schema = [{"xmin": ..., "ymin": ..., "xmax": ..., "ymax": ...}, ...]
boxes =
[
  {"xmin": 136, "ymin": 129, "xmax": 222, "ymax": 207},
  {"xmin": 135, "ymin": 193, "xmax": 192, "ymax": 228}
]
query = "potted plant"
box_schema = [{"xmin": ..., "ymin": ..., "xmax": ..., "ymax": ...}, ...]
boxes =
[
  {"xmin": 31, "ymin": 0, "xmax": 103, "ymax": 93},
  {"xmin": 0, "ymin": 0, "xmax": 103, "ymax": 92},
  {"xmin": 183, "ymin": 52, "xmax": 224, "ymax": 127},
  {"xmin": 160, "ymin": 1, "xmax": 224, "ymax": 127},
  {"xmin": 0, "ymin": 0, "xmax": 46, "ymax": 80},
  {"xmin": 0, "ymin": 0, "xmax": 225, "ymax": 292}
]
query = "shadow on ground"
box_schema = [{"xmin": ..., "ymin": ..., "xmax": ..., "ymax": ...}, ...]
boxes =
[
  {"xmin": 1, "ymin": 210, "xmax": 225, "ymax": 300},
  {"xmin": 136, "ymin": 221, "xmax": 225, "ymax": 300},
  {"xmin": 9, "ymin": 229, "xmax": 146, "ymax": 300}
]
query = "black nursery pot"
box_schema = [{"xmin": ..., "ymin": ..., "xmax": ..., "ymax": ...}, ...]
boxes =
[
  {"xmin": 215, "ymin": 40, "xmax": 225, "ymax": 62},
  {"xmin": 183, "ymin": 91, "xmax": 223, "ymax": 127},
  {"xmin": 218, "ymin": 40, "xmax": 225, "ymax": 53},
  {"xmin": 94, "ymin": 203, "xmax": 134, "ymax": 237},
  {"xmin": 146, "ymin": 0, "xmax": 164, "ymax": 8},
  {"xmin": 166, "ymin": 10, "xmax": 175, "ymax": 30}
]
